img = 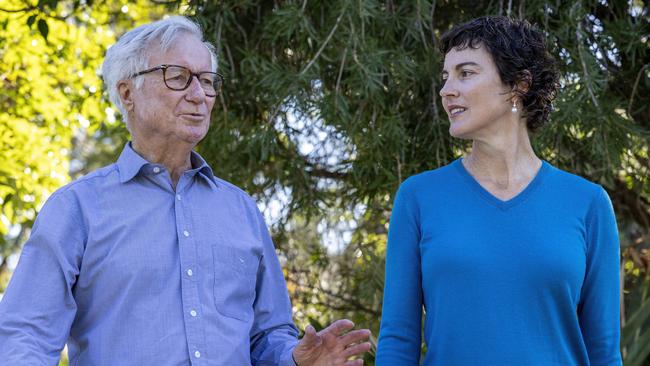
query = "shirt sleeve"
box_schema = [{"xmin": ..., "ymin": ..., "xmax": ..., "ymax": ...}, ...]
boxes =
[
  {"xmin": 247, "ymin": 201, "xmax": 299, "ymax": 366},
  {"xmin": 0, "ymin": 190, "xmax": 85, "ymax": 365},
  {"xmin": 578, "ymin": 186, "xmax": 622, "ymax": 366},
  {"xmin": 376, "ymin": 180, "xmax": 423, "ymax": 365}
]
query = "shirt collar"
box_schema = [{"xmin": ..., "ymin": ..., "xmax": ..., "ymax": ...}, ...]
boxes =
[
  {"xmin": 188, "ymin": 149, "xmax": 215, "ymax": 181},
  {"xmin": 116, "ymin": 142, "xmax": 215, "ymax": 184},
  {"xmin": 116, "ymin": 142, "xmax": 149, "ymax": 183}
]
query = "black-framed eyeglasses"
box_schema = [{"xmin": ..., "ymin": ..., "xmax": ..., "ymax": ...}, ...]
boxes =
[{"xmin": 131, "ymin": 64, "xmax": 224, "ymax": 97}]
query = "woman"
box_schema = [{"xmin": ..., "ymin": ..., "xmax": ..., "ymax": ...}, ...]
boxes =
[{"xmin": 376, "ymin": 16, "xmax": 621, "ymax": 365}]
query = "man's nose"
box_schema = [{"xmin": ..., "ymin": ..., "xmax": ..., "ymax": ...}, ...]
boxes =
[{"xmin": 185, "ymin": 75, "xmax": 207, "ymax": 102}]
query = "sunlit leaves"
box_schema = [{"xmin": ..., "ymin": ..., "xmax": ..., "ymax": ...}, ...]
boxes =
[
  {"xmin": 0, "ymin": 0, "xmax": 169, "ymax": 279},
  {"xmin": 0, "ymin": 3, "xmax": 106, "ymax": 243}
]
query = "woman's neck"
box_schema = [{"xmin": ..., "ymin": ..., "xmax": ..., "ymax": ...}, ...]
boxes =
[{"xmin": 462, "ymin": 129, "xmax": 541, "ymax": 199}]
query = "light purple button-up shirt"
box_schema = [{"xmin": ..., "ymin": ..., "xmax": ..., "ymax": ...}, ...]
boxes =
[{"xmin": 0, "ymin": 143, "xmax": 299, "ymax": 365}]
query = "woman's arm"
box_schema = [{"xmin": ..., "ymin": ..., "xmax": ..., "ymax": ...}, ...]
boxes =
[
  {"xmin": 376, "ymin": 181, "xmax": 424, "ymax": 365},
  {"xmin": 578, "ymin": 187, "xmax": 622, "ymax": 366}
]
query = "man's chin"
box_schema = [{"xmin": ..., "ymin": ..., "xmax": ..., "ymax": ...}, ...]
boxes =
[
  {"xmin": 184, "ymin": 133, "xmax": 208, "ymax": 145},
  {"xmin": 176, "ymin": 126, "xmax": 208, "ymax": 145}
]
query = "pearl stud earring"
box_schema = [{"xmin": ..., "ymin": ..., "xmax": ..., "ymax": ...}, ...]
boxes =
[{"xmin": 511, "ymin": 100, "xmax": 518, "ymax": 113}]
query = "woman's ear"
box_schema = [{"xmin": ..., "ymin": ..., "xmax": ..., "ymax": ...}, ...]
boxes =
[
  {"xmin": 512, "ymin": 69, "xmax": 532, "ymax": 97},
  {"xmin": 117, "ymin": 80, "xmax": 134, "ymax": 112}
]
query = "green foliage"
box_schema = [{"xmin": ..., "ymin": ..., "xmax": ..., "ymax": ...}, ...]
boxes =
[
  {"xmin": 183, "ymin": 0, "xmax": 650, "ymax": 364},
  {"xmin": 0, "ymin": 0, "xmax": 111, "ymax": 272},
  {"xmin": 623, "ymin": 272, "xmax": 650, "ymax": 366},
  {"xmin": 0, "ymin": 0, "xmax": 168, "ymax": 286},
  {"xmin": 58, "ymin": 353, "xmax": 68, "ymax": 366},
  {"xmin": 0, "ymin": 0, "xmax": 648, "ymax": 364}
]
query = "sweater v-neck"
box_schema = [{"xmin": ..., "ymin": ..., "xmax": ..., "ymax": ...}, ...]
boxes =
[{"xmin": 453, "ymin": 158, "xmax": 549, "ymax": 211}]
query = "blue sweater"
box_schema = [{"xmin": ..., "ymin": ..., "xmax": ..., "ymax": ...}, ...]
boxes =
[{"xmin": 376, "ymin": 159, "xmax": 621, "ymax": 365}]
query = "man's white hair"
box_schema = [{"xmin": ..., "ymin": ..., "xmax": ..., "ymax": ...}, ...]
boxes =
[{"xmin": 101, "ymin": 16, "xmax": 217, "ymax": 129}]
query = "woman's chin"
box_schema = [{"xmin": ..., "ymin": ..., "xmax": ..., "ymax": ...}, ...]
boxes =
[{"xmin": 448, "ymin": 123, "xmax": 473, "ymax": 140}]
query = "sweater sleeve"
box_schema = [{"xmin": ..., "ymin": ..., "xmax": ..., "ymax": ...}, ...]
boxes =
[
  {"xmin": 578, "ymin": 186, "xmax": 622, "ymax": 366},
  {"xmin": 376, "ymin": 181, "xmax": 423, "ymax": 365}
]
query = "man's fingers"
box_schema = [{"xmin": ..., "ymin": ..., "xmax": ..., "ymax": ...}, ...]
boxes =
[
  {"xmin": 343, "ymin": 341, "xmax": 372, "ymax": 358},
  {"xmin": 322, "ymin": 319, "xmax": 355, "ymax": 336},
  {"xmin": 338, "ymin": 329, "xmax": 371, "ymax": 345},
  {"xmin": 299, "ymin": 324, "xmax": 322, "ymax": 348},
  {"xmin": 305, "ymin": 324, "xmax": 317, "ymax": 336},
  {"xmin": 343, "ymin": 359, "xmax": 364, "ymax": 366}
]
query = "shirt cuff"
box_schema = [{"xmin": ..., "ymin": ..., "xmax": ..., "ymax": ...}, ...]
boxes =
[{"xmin": 280, "ymin": 346, "xmax": 298, "ymax": 366}]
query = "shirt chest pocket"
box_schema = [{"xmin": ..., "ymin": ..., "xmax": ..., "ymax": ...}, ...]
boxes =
[{"xmin": 212, "ymin": 244, "xmax": 260, "ymax": 321}]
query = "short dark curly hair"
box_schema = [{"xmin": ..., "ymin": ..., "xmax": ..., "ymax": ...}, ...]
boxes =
[{"xmin": 440, "ymin": 16, "xmax": 560, "ymax": 132}]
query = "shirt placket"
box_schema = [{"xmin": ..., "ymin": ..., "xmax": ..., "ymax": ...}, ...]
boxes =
[{"xmin": 175, "ymin": 174, "xmax": 207, "ymax": 365}]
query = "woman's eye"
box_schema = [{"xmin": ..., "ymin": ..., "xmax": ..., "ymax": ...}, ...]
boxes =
[{"xmin": 460, "ymin": 70, "xmax": 474, "ymax": 78}]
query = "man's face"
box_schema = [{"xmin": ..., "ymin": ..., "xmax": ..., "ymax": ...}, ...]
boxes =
[{"xmin": 128, "ymin": 34, "xmax": 216, "ymax": 147}]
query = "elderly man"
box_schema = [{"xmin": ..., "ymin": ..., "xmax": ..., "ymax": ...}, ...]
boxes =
[{"xmin": 0, "ymin": 16, "xmax": 370, "ymax": 365}]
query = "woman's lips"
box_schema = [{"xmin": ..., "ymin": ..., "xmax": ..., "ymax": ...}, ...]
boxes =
[{"xmin": 448, "ymin": 106, "xmax": 467, "ymax": 118}]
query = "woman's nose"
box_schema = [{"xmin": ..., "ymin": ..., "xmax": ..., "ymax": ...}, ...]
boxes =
[{"xmin": 439, "ymin": 79, "xmax": 458, "ymax": 98}]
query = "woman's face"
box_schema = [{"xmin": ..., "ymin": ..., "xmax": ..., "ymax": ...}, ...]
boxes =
[{"xmin": 439, "ymin": 44, "xmax": 515, "ymax": 140}]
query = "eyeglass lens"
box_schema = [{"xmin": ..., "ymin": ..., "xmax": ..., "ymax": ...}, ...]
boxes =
[{"xmin": 163, "ymin": 66, "xmax": 221, "ymax": 96}]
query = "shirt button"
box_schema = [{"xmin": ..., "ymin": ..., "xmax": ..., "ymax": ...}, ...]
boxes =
[
  {"xmin": 187, "ymin": 269, "xmax": 193, "ymax": 276},
  {"xmin": 176, "ymin": 194, "xmax": 182, "ymax": 201},
  {"xmin": 190, "ymin": 310, "xmax": 197, "ymax": 317},
  {"xmin": 194, "ymin": 351, "xmax": 201, "ymax": 358},
  {"xmin": 153, "ymin": 167, "xmax": 161, "ymax": 173},
  {"xmin": 183, "ymin": 230, "xmax": 190, "ymax": 237}
]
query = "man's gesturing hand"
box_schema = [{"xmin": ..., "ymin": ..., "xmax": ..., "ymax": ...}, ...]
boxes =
[{"xmin": 292, "ymin": 319, "xmax": 371, "ymax": 366}]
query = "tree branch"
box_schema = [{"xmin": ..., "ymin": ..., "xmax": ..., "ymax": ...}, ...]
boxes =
[
  {"xmin": 299, "ymin": 1, "xmax": 347, "ymax": 76},
  {"xmin": 575, "ymin": 21, "xmax": 601, "ymax": 111},
  {"xmin": 305, "ymin": 164, "xmax": 349, "ymax": 180},
  {"xmin": 627, "ymin": 63, "xmax": 650, "ymax": 119},
  {"xmin": 0, "ymin": 5, "xmax": 35, "ymax": 13},
  {"xmin": 289, "ymin": 276, "xmax": 380, "ymax": 317},
  {"xmin": 611, "ymin": 178, "xmax": 650, "ymax": 231}
]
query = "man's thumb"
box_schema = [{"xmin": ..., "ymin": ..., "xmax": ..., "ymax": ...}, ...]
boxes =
[{"xmin": 300, "ymin": 324, "xmax": 322, "ymax": 348}]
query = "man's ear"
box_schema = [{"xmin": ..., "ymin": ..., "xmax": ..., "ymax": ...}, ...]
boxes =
[{"xmin": 117, "ymin": 80, "xmax": 135, "ymax": 112}]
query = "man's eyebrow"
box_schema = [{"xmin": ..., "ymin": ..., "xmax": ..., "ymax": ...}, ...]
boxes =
[{"xmin": 442, "ymin": 61, "xmax": 481, "ymax": 74}]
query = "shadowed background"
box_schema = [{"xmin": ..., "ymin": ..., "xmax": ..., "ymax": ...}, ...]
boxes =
[{"xmin": 0, "ymin": 0, "xmax": 648, "ymax": 365}]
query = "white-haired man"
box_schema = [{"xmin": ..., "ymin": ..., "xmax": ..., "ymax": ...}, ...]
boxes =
[{"xmin": 0, "ymin": 16, "xmax": 370, "ymax": 365}]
